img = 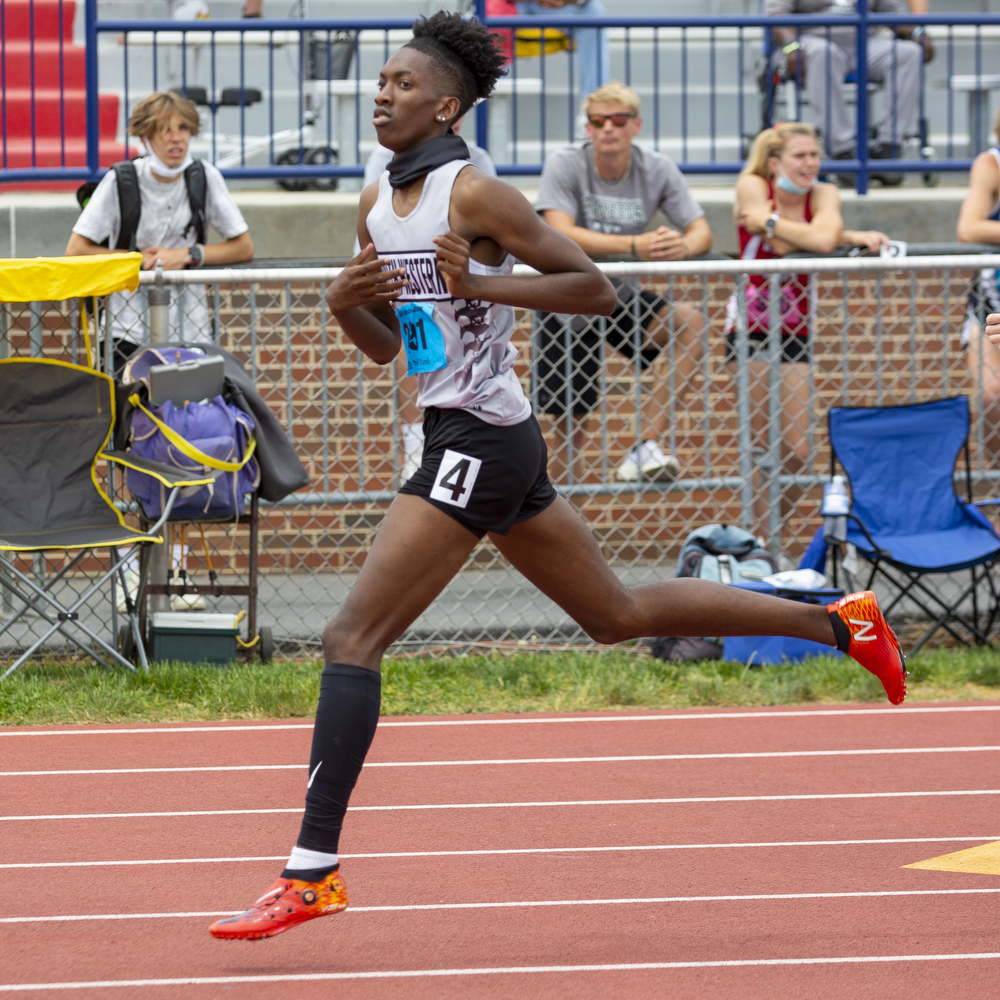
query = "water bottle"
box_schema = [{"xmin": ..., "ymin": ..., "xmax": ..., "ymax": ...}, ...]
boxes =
[{"xmin": 822, "ymin": 475, "xmax": 850, "ymax": 543}]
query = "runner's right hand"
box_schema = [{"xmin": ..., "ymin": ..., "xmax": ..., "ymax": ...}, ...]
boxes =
[{"xmin": 327, "ymin": 244, "xmax": 408, "ymax": 313}]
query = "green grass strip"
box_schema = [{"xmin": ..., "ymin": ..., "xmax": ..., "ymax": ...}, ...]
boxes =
[{"xmin": 1, "ymin": 647, "xmax": 997, "ymax": 726}]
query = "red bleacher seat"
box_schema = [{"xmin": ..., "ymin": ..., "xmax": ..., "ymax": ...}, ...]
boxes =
[{"xmin": 2, "ymin": 0, "xmax": 136, "ymax": 190}]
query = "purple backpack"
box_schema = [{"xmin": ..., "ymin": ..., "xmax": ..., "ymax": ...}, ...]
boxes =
[{"xmin": 123, "ymin": 348, "xmax": 260, "ymax": 521}]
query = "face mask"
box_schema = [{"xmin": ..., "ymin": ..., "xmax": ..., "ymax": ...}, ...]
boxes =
[
  {"xmin": 774, "ymin": 167, "xmax": 813, "ymax": 196},
  {"xmin": 143, "ymin": 138, "xmax": 193, "ymax": 180}
]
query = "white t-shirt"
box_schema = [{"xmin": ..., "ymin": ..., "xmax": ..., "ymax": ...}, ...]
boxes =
[
  {"xmin": 536, "ymin": 142, "xmax": 704, "ymax": 238},
  {"xmin": 73, "ymin": 157, "xmax": 249, "ymax": 344}
]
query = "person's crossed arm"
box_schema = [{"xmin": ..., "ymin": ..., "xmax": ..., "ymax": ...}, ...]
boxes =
[
  {"xmin": 735, "ymin": 173, "xmax": 845, "ymax": 254},
  {"xmin": 543, "ymin": 210, "xmax": 712, "ymax": 261},
  {"xmin": 65, "ymin": 231, "xmax": 254, "ymax": 270}
]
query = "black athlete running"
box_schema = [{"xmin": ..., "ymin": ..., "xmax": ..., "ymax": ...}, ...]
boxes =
[{"xmin": 210, "ymin": 12, "xmax": 907, "ymax": 942}]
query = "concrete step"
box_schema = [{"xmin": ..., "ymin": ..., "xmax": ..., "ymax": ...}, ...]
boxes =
[{"xmin": 0, "ymin": 184, "xmax": 969, "ymax": 259}]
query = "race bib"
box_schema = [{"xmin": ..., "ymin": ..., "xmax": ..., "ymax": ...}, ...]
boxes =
[
  {"xmin": 397, "ymin": 302, "xmax": 448, "ymax": 375},
  {"xmin": 430, "ymin": 449, "xmax": 481, "ymax": 509}
]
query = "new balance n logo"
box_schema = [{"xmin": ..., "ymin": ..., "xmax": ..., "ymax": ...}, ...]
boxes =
[{"xmin": 848, "ymin": 618, "xmax": 877, "ymax": 642}]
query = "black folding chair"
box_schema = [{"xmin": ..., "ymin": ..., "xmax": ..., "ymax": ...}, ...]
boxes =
[{"xmin": 0, "ymin": 358, "xmax": 213, "ymax": 678}]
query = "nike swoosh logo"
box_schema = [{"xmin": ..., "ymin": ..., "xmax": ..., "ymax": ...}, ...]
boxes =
[{"xmin": 308, "ymin": 761, "xmax": 323, "ymax": 788}]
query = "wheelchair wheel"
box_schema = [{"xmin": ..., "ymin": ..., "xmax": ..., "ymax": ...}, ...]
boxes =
[
  {"xmin": 276, "ymin": 150, "xmax": 310, "ymax": 192},
  {"xmin": 306, "ymin": 146, "xmax": 339, "ymax": 191},
  {"xmin": 259, "ymin": 626, "xmax": 274, "ymax": 663}
]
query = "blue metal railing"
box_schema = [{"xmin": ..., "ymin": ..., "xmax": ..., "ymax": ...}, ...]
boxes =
[{"xmin": 2, "ymin": 0, "xmax": 1000, "ymax": 192}]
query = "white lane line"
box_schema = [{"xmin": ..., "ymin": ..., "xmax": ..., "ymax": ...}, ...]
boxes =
[
  {"xmin": 4, "ymin": 704, "xmax": 1000, "ymax": 736},
  {"xmin": 4, "ymin": 887, "xmax": 1000, "ymax": 925},
  {"xmin": 3, "ymin": 836, "xmax": 996, "ymax": 870},
  {"xmin": 4, "ymin": 788, "xmax": 999, "ymax": 821},
  {"xmin": 2, "ymin": 954, "xmax": 999, "ymax": 990},
  {"xmin": 6, "ymin": 745, "xmax": 1000, "ymax": 777}
]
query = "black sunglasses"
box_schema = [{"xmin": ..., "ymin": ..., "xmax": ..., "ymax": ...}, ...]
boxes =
[{"xmin": 587, "ymin": 113, "xmax": 636, "ymax": 128}]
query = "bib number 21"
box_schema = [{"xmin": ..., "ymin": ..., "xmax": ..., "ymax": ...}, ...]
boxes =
[{"xmin": 430, "ymin": 449, "xmax": 482, "ymax": 510}]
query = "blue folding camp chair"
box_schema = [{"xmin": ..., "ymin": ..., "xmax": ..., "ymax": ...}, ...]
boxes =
[{"xmin": 823, "ymin": 396, "xmax": 1000, "ymax": 654}]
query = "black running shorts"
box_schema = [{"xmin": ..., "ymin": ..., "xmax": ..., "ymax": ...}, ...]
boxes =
[
  {"xmin": 399, "ymin": 406, "xmax": 558, "ymax": 539},
  {"xmin": 534, "ymin": 289, "xmax": 666, "ymax": 418}
]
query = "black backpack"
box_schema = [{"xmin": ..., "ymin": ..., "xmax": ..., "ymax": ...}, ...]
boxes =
[{"xmin": 75, "ymin": 159, "xmax": 207, "ymax": 251}]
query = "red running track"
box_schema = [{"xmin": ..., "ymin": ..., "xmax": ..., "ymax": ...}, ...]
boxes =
[{"xmin": 2, "ymin": 703, "xmax": 1000, "ymax": 999}]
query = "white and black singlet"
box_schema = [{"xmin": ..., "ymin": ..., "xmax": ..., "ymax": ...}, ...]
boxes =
[{"xmin": 365, "ymin": 157, "xmax": 556, "ymax": 536}]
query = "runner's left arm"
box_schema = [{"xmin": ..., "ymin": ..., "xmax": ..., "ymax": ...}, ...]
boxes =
[{"xmin": 436, "ymin": 172, "xmax": 617, "ymax": 316}]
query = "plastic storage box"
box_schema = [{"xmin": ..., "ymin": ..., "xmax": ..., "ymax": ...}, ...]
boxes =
[{"xmin": 149, "ymin": 612, "xmax": 239, "ymax": 665}]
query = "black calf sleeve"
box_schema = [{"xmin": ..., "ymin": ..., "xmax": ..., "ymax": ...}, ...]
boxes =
[{"xmin": 295, "ymin": 662, "xmax": 381, "ymax": 855}]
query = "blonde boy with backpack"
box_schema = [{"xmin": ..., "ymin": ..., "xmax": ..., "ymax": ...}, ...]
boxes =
[{"xmin": 66, "ymin": 91, "xmax": 253, "ymax": 371}]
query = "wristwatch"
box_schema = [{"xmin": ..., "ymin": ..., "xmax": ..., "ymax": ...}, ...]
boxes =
[
  {"xmin": 764, "ymin": 213, "xmax": 780, "ymax": 240},
  {"xmin": 186, "ymin": 243, "xmax": 205, "ymax": 269}
]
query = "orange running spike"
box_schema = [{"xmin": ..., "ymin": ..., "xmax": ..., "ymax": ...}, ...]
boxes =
[
  {"xmin": 209, "ymin": 869, "xmax": 348, "ymax": 941},
  {"xmin": 829, "ymin": 590, "xmax": 907, "ymax": 705}
]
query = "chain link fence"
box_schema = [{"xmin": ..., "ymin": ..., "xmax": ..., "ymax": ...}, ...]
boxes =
[{"xmin": 3, "ymin": 254, "xmax": 1000, "ymax": 660}]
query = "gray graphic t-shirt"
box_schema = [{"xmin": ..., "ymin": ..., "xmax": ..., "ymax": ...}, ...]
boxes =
[{"xmin": 535, "ymin": 142, "xmax": 704, "ymax": 240}]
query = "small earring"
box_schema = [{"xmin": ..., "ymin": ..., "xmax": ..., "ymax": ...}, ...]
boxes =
[{"xmin": 437, "ymin": 116, "xmax": 445, "ymax": 121}]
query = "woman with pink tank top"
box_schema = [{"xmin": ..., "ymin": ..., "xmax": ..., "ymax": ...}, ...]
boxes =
[
  {"xmin": 727, "ymin": 122, "xmax": 888, "ymax": 539},
  {"xmin": 957, "ymin": 107, "xmax": 1000, "ymax": 461}
]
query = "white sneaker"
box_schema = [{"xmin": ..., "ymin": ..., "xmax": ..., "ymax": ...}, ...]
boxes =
[
  {"xmin": 617, "ymin": 441, "xmax": 680, "ymax": 483},
  {"xmin": 170, "ymin": 592, "xmax": 207, "ymax": 612},
  {"xmin": 168, "ymin": 573, "xmax": 206, "ymax": 611}
]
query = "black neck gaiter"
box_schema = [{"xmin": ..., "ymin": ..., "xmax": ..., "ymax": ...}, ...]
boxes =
[{"xmin": 386, "ymin": 132, "xmax": 470, "ymax": 190}]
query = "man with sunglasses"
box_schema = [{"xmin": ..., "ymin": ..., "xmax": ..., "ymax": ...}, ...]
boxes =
[{"xmin": 535, "ymin": 82, "xmax": 713, "ymax": 483}]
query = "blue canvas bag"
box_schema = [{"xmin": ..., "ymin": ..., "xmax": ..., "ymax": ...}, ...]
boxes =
[{"xmin": 123, "ymin": 348, "xmax": 260, "ymax": 520}]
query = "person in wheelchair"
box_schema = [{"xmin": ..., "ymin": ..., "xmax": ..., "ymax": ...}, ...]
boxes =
[
  {"xmin": 765, "ymin": 0, "xmax": 933, "ymax": 185},
  {"xmin": 958, "ymin": 106, "xmax": 1000, "ymax": 462},
  {"xmin": 728, "ymin": 122, "xmax": 889, "ymax": 533}
]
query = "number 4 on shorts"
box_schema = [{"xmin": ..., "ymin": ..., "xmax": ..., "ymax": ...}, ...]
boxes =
[{"xmin": 430, "ymin": 449, "xmax": 482, "ymax": 509}]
